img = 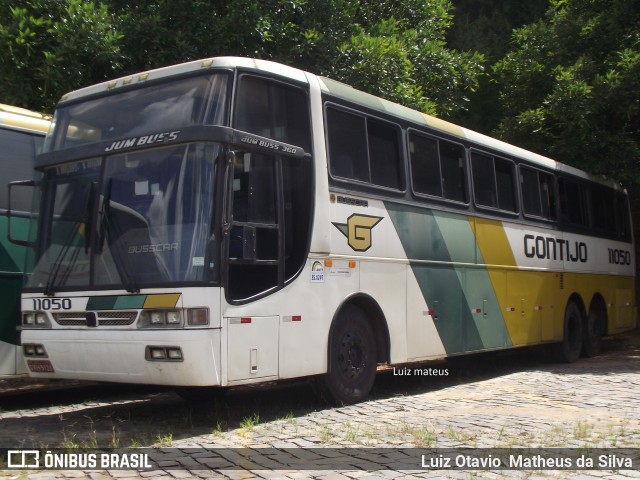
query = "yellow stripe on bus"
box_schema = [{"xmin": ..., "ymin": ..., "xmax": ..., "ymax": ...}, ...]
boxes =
[{"xmin": 143, "ymin": 294, "xmax": 181, "ymax": 308}]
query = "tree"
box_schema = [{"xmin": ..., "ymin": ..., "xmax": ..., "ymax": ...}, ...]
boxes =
[
  {"xmin": 110, "ymin": 0, "xmax": 483, "ymax": 117},
  {"xmin": 446, "ymin": 0, "xmax": 548, "ymax": 133},
  {"xmin": 330, "ymin": 1, "xmax": 484, "ymax": 116},
  {"xmin": 494, "ymin": 0, "xmax": 640, "ymax": 187},
  {"xmin": 0, "ymin": 1, "xmax": 124, "ymax": 111},
  {"xmin": 1, "ymin": 1, "xmax": 484, "ymax": 119}
]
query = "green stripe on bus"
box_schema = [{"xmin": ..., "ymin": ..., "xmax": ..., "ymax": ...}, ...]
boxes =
[
  {"xmin": 385, "ymin": 202, "xmax": 512, "ymax": 353},
  {"xmin": 87, "ymin": 296, "xmax": 118, "ymax": 310},
  {"xmin": 87, "ymin": 295, "xmax": 147, "ymax": 310},
  {"xmin": 114, "ymin": 295, "xmax": 146, "ymax": 309}
]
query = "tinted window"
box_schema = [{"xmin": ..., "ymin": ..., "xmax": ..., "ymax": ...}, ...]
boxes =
[
  {"xmin": 521, "ymin": 167, "xmax": 542, "ymax": 217},
  {"xmin": 327, "ymin": 106, "xmax": 403, "ymax": 190},
  {"xmin": 440, "ymin": 142, "xmax": 467, "ymax": 202},
  {"xmin": 410, "ymin": 134, "xmax": 441, "ymax": 197},
  {"xmin": 368, "ymin": 119, "xmax": 402, "ymax": 189},
  {"xmin": 520, "ymin": 166, "xmax": 557, "ymax": 220},
  {"xmin": 616, "ymin": 193, "xmax": 632, "ymax": 242},
  {"xmin": 590, "ymin": 185, "xmax": 615, "ymax": 233},
  {"xmin": 472, "ymin": 152, "xmax": 517, "ymax": 213},
  {"xmin": 50, "ymin": 73, "xmax": 228, "ymax": 151},
  {"xmin": 409, "ymin": 132, "xmax": 466, "ymax": 202},
  {"xmin": 0, "ymin": 128, "xmax": 43, "ymax": 211},
  {"xmin": 495, "ymin": 158, "xmax": 516, "ymax": 212},
  {"xmin": 559, "ymin": 178, "xmax": 588, "ymax": 226},
  {"xmin": 327, "ymin": 108, "xmax": 368, "ymax": 182},
  {"xmin": 235, "ymin": 75, "xmax": 311, "ymax": 152},
  {"xmin": 471, "ymin": 152, "xmax": 497, "ymax": 208}
]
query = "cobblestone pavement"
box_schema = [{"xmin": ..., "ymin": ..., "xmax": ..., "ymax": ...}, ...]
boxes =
[{"xmin": 0, "ymin": 331, "xmax": 639, "ymax": 479}]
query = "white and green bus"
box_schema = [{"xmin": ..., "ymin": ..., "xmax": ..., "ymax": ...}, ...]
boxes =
[
  {"xmin": 18, "ymin": 57, "xmax": 636, "ymax": 403},
  {"xmin": 1, "ymin": 104, "xmax": 49, "ymax": 376}
]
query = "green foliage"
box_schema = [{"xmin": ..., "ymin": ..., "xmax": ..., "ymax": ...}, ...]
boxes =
[
  {"xmin": 0, "ymin": 0, "xmax": 123, "ymax": 111},
  {"xmin": 494, "ymin": 0, "xmax": 640, "ymax": 186},
  {"xmin": 332, "ymin": 10, "xmax": 484, "ymax": 116},
  {"xmin": 111, "ymin": 0, "xmax": 484, "ymax": 117},
  {"xmin": 0, "ymin": 0, "xmax": 483, "ymax": 119}
]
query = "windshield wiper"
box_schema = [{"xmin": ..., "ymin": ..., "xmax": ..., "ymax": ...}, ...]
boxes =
[
  {"xmin": 98, "ymin": 179, "xmax": 139, "ymax": 293},
  {"xmin": 44, "ymin": 183, "xmax": 96, "ymax": 296}
]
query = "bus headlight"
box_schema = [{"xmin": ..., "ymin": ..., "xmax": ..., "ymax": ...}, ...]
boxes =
[
  {"xmin": 145, "ymin": 346, "xmax": 183, "ymax": 362},
  {"xmin": 138, "ymin": 309, "xmax": 208, "ymax": 328},
  {"xmin": 22, "ymin": 312, "xmax": 50, "ymax": 328},
  {"xmin": 23, "ymin": 343, "xmax": 48, "ymax": 357},
  {"xmin": 139, "ymin": 310, "xmax": 183, "ymax": 328},
  {"xmin": 166, "ymin": 310, "xmax": 182, "ymax": 325},
  {"xmin": 150, "ymin": 311, "xmax": 165, "ymax": 325}
]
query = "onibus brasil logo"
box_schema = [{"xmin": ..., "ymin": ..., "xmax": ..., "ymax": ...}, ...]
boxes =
[{"xmin": 332, "ymin": 214, "xmax": 383, "ymax": 252}]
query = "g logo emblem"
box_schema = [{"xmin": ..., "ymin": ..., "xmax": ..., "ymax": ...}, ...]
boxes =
[{"xmin": 333, "ymin": 214, "xmax": 383, "ymax": 252}]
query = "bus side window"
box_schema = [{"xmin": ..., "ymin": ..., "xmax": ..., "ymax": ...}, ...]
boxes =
[
  {"xmin": 471, "ymin": 152, "xmax": 497, "ymax": 208},
  {"xmin": 410, "ymin": 133, "xmax": 441, "ymax": 197},
  {"xmin": 326, "ymin": 105, "xmax": 403, "ymax": 191},
  {"xmin": 326, "ymin": 108, "xmax": 368, "ymax": 182},
  {"xmin": 615, "ymin": 193, "xmax": 632, "ymax": 242},
  {"xmin": 495, "ymin": 158, "xmax": 516, "ymax": 212},
  {"xmin": 540, "ymin": 172, "xmax": 557, "ymax": 220},
  {"xmin": 520, "ymin": 167, "xmax": 542, "ymax": 217},
  {"xmin": 472, "ymin": 151, "xmax": 517, "ymax": 213},
  {"xmin": 368, "ymin": 119, "xmax": 402, "ymax": 190},
  {"xmin": 0, "ymin": 128, "xmax": 42, "ymax": 212},
  {"xmin": 559, "ymin": 178, "xmax": 588, "ymax": 227},
  {"xmin": 409, "ymin": 132, "xmax": 466, "ymax": 203},
  {"xmin": 234, "ymin": 75, "xmax": 311, "ymax": 152},
  {"xmin": 440, "ymin": 142, "xmax": 466, "ymax": 203},
  {"xmin": 590, "ymin": 184, "xmax": 616, "ymax": 234},
  {"xmin": 520, "ymin": 166, "xmax": 557, "ymax": 221}
]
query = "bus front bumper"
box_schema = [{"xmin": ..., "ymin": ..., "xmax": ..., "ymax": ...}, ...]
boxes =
[{"xmin": 21, "ymin": 328, "xmax": 222, "ymax": 386}]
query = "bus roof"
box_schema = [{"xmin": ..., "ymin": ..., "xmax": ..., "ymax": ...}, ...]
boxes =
[
  {"xmin": 57, "ymin": 57, "xmax": 309, "ymax": 104},
  {"xmin": 54, "ymin": 57, "xmax": 621, "ymax": 191},
  {"xmin": 0, "ymin": 103, "xmax": 51, "ymax": 135}
]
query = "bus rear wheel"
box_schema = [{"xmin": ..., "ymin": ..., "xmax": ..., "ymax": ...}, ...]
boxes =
[
  {"xmin": 554, "ymin": 301, "xmax": 583, "ymax": 363},
  {"xmin": 321, "ymin": 305, "xmax": 377, "ymax": 405},
  {"xmin": 582, "ymin": 306, "xmax": 604, "ymax": 358}
]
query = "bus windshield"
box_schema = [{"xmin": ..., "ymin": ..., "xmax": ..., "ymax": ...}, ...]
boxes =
[
  {"xmin": 27, "ymin": 72, "xmax": 230, "ymax": 293},
  {"xmin": 45, "ymin": 73, "xmax": 228, "ymax": 151},
  {"xmin": 27, "ymin": 143, "xmax": 219, "ymax": 292}
]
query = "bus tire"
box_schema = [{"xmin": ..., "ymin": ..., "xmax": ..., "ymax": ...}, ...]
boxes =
[
  {"xmin": 582, "ymin": 306, "xmax": 603, "ymax": 358},
  {"xmin": 554, "ymin": 301, "xmax": 583, "ymax": 363},
  {"xmin": 321, "ymin": 305, "xmax": 377, "ymax": 405}
]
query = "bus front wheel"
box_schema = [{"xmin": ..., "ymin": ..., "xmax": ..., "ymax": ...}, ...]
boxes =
[
  {"xmin": 554, "ymin": 301, "xmax": 583, "ymax": 363},
  {"xmin": 321, "ymin": 305, "xmax": 377, "ymax": 405}
]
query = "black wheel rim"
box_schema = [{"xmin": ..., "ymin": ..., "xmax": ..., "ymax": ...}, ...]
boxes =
[{"xmin": 337, "ymin": 331, "xmax": 367, "ymax": 380}]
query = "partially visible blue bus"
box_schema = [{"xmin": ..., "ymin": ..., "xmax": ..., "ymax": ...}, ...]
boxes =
[{"xmin": 0, "ymin": 104, "xmax": 50, "ymax": 376}]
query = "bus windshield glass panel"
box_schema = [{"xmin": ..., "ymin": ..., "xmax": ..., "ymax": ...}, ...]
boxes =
[
  {"xmin": 27, "ymin": 159, "xmax": 101, "ymax": 291},
  {"xmin": 45, "ymin": 73, "xmax": 229, "ymax": 151},
  {"xmin": 27, "ymin": 143, "xmax": 219, "ymax": 292}
]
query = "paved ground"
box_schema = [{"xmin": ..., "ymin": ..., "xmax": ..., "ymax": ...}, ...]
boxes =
[{"xmin": 0, "ymin": 330, "xmax": 639, "ymax": 479}]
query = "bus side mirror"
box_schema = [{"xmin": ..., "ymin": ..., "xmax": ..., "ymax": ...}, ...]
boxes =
[{"xmin": 7, "ymin": 179, "xmax": 40, "ymax": 247}]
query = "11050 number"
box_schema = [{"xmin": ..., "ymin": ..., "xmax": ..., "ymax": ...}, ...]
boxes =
[{"xmin": 32, "ymin": 298, "xmax": 72, "ymax": 310}]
